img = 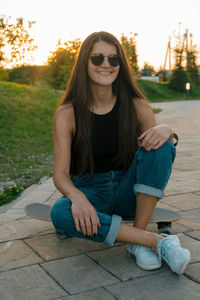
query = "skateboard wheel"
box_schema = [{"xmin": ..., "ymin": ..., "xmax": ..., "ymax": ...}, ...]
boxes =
[{"xmin": 157, "ymin": 222, "xmax": 172, "ymax": 235}]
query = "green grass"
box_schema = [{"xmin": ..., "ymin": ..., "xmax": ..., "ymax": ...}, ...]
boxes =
[
  {"xmin": 153, "ymin": 108, "xmax": 162, "ymax": 114},
  {"xmin": 0, "ymin": 81, "xmax": 63, "ymax": 206},
  {"xmin": 136, "ymin": 79, "xmax": 200, "ymax": 102}
]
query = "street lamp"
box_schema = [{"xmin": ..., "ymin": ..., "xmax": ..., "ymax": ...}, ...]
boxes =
[{"xmin": 186, "ymin": 82, "xmax": 190, "ymax": 100}]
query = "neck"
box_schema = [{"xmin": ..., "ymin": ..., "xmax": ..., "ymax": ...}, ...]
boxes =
[{"xmin": 90, "ymin": 85, "xmax": 114, "ymax": 107}]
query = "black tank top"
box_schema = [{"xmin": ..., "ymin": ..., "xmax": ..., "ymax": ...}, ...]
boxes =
[{"xmin": 72, "ymin": 97, "xmax": 122, "ymax": 174}]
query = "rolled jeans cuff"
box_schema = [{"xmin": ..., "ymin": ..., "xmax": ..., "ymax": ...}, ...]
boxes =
[
  {"xmin": 134, "ymin": 183, "xmax": 164, "ymax": 200},
  {"xmin": 104, "ymin": 215, "xmax": 122, "ymax": 247}
]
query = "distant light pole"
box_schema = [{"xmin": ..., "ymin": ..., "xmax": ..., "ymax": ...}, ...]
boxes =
[{"xmin": 186, "ymin": 82, "xmax": 190, "ymax": 100}]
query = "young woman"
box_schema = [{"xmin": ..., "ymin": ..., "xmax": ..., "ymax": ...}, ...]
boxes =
[{"xmin": 51, "ymin": 31, "xmax": 190, "ymax": 274}]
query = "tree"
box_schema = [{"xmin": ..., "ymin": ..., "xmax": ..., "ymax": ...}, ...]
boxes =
[
  {"xmin": 169, "ymin": 65, "xmax": 188, "ymax": 92},
  {"xmin": 46, "ymin": 38, "xmax": 81, "ymax": 89},
  {"xmin": 120, "ymin": 33, "xmax": 138, "ymax": 74},
  {"xmin": 140, "ymin": 62, "xmax": 155, "ymax": 76},
  {"xmin": 0, "ymin": 16, "xmax": 37, "ymax": 67},
  {"xmin": 170, "ymin": 29, "xmax": 199, "ymax": 90},
  {"xmin": 0, "ymin": 19, "xmax": 6, "ymax": 63},
  {"xmin": 186, "ymin": 46, "xmax": 199, "ymax": 84}
]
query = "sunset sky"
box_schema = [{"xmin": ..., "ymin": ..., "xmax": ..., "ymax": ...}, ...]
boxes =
[{"xmin": 1, "ymin": 0, "xmax": 200, "ymax": 70}]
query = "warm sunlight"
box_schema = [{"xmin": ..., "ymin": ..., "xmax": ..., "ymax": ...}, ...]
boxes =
[{"xmin": 1, "ymin": 0, "xmax": 200, "ymax": 69}]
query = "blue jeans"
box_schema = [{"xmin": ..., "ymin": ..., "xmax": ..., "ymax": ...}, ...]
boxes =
[{"xmin": 51, "ymin": 141, "xmax": 176, "ymax": 247}]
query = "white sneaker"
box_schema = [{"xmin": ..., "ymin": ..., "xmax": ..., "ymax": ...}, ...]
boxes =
[
  {"xmin": 127, "ymin": 244, "xmax": 162, "ymax": 270},
  {"xmin": 156, "ymin": 235, "xmax": 190, "ymax": 275}
]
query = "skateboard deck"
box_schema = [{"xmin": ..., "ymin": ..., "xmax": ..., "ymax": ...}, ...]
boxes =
[
  {"xmin": 25, "ymin": 203, "xmax": 181, "ymax": 235},
  {"xmin": 24, "ymin": 202, "xmax": 180, "ymax": 223}
]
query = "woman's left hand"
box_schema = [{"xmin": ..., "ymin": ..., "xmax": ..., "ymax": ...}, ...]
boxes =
[{"xmin": 138, "ymin": 124, "xmax": 173, "ymax": 151}]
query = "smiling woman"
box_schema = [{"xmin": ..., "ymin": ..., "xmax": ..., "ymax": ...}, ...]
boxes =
[{"xmin": 50, "ymin": 31, "xmax": 190, "ymax": 275}]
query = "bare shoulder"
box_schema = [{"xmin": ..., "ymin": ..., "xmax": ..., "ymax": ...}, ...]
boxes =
[
  {"xmin": 54, "ymin": 103, "xmax": 74, "ymax": 119},
  {"xmin": 53, "ymin": 103, "xmax": 75, "ymax": 135}
]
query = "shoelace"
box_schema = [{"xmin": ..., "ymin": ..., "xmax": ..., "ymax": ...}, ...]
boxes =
[{"xmin": 157, "ymin": 237, "xmax": 175, "ymax": 263}]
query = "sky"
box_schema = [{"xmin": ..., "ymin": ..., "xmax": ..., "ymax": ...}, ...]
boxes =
[{"xmin": 1, "ymin": 0, "xmax": 200, "ymax": 70}]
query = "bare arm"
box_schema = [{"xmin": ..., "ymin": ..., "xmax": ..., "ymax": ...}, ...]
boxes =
[
  {"xmin": 53, "ymin": 104, "xmax": 100, "ymax": 236},
  {"xmin": 53, "ymin": 104, "xmax": 78, "ymax": 199},
  {"xmin": 134, "ymin": 98, "xmax": 177, "ymax": 150}
]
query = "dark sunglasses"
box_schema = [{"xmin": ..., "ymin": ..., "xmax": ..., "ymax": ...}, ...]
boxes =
[{"xmin": 90, "ymin": 53, "xmax": 120, "ymax": 67}]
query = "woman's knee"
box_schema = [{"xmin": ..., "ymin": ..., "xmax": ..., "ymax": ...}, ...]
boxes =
[
  {"xmin": 157, "ymin": 140, "xmax": 176, "ymax": 160},
  {"xmin": 50, "ymin": 196, "xmax": 73, "ymax": 232},
  {"xmin": 135, "ymin": 141, "xmax": 176, "ymax": 191},
  {"xmin": 51, "ymin": 197, "xmax": 68, "ymax": 218},
  {"xmin": 140, "ymin": 140, "xmax": 176, "ymax": 163}
]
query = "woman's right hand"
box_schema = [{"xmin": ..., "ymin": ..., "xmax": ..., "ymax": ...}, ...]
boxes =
[{"xmin": 71, "ymin": 191, "xmax": 101, "ymax": 237}]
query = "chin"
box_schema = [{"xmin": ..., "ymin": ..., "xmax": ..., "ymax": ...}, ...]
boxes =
[
  {"xmin": 94, "ymin": 78, "xmax": 116, "ymax": 86},
  {"xmin": 96, "ymin": 82, "xmax": 113, "ymax": 87}
]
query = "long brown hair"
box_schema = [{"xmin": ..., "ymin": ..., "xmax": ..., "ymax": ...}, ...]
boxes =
[{"xmin": 60, "ymin": 31, "xmax": 146, "ymax": 175}]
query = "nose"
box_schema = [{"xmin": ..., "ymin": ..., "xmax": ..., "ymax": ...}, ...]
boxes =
[{"xmin": 101, "ymin": 56, "xmax": 110, "ymax": 67}]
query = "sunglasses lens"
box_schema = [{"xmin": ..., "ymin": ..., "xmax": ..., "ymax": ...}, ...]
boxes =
[
  {"xmin": 90, "ymin": 54, "xmax": 104, "ymax": 66},
  {"xmin": 108, "ymin": 55, "xmax": 120, "ymax": 67}
]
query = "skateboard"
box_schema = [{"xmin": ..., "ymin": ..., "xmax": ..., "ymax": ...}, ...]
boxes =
[{"xmin": 24, "ymin": 203, "xmax": 181, "ymax": 235}]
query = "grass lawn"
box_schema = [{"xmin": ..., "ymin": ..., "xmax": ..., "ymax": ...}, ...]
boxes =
[
  {"xmin": 137, "ymin": 79, "xmax": 200, "ymax": 102},
  {"xmin": 0, "ymin": 81, "xmax": 63, "ymax": 205}
]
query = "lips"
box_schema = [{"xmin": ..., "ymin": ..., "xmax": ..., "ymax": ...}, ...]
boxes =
[{"xmin": 97, "ymin": 71, "xmax": 112, "ymax": 76}]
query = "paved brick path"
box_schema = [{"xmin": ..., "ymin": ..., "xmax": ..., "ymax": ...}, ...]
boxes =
[{"xmin": 0, "ymin": 100, "xmax": 200, "ymax": 300}]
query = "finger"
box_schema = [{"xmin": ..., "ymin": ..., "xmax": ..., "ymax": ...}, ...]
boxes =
[
  {"xmin": 143, "ymin": 137, "xmax": 155, "ymax": 150},
  {"xmin": 79, "ymin": 219, "xmax": 87, "ymax": 236},
  {"xmin": 90, "ymin": 216, "xmax": 98, "ymax": 235},
  {"xmin": 97, "ymin": 217, "xmax": 101, "ymax": 227},
  {"xmin": 84, "ymin": 217, "xmax": 92, "ymax": 236},
  {"xmin": 141, "ymin": 132, "xmax": 154, "ymax": 148},
  {"xmin": 138, "ymin": 128, "xmax": 151, "ymax": 140},
  {"xmin": 94, "ymin": 214, "xmax": 101, "ymax": 227},
  {"xmin": 153, "ymin": 140, "xmax": 165, "ymax": 150},
  {"xmin": 145, "ymin": 137, "xmax": 160, "ymax": 151},
  {"xmin": 74, "ymin": 218, "xmax": 81, "ymax": 233}
]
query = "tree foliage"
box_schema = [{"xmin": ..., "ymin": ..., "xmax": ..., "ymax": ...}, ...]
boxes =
[
  {"xmin": 120, "ymin": 33, "xmax": 138, "ymax": 73},
  {"xmin": 170, "ymin": 31, "xmax": 199, "ymax": 91},
  {"xmin": 0, "ymin": 67, "xmax": 9, "ymax": 81},
  {"xmin": 186, "ymin": 46, "xmax": 199, "ymax": 84},
  {"xmin": 169, "ymin": 65, "xmax": 188, "ymax": 92},
  {"xmin": 8, "ymin": 65, "xmax": 48, "ymax": 85},
  {"xmin": 46, "ymin": 38, "xmax": 81, "ymax": 89},
  {"xmin": 140, "ymin": 62, "xmax": 155, "ymax": 76},
  {"xmin": 0, "ymin": 17, "xmax": 37, "ymax": 67}
]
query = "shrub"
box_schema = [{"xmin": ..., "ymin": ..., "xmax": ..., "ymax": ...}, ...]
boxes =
[
  {"xmin": 0, "ymin": 185, "xmax": 24, "ymax": 206},
  {"xmin": 8, "ymin": 65, "xmax": 48, "ymax": 85},
  {"xmin": 169, "ymin": 66, "xmax": 188, "ymax": 92},
  {"xmin": 0, "ymin": 67, "xmax": 9, "ymax": 81}
]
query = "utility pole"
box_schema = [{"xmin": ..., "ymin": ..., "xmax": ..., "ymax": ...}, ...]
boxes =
[
  {"xmin": 178, "ymin": 32, "xmax": 186, "ymax": 67},
  {"xmin": 164, "ymin": 36, "xmax": 172, "ymax": 74}
]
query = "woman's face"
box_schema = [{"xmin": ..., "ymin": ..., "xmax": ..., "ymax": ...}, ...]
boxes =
[{"xmin": 88, "ymin": 40, "xmax": 120, "ymax": 88}]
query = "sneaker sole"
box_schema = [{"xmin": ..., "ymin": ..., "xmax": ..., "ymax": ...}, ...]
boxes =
[{"xmin": 136, "ymin": 261, "xmax": 162, "ymax": 271}]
